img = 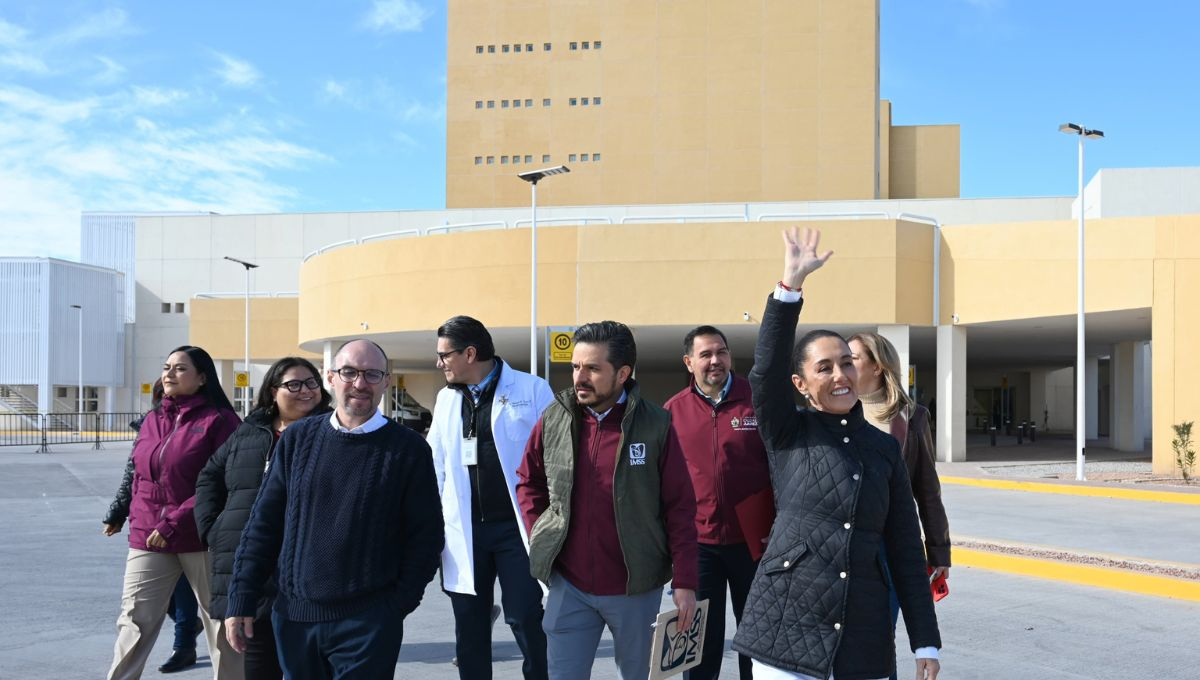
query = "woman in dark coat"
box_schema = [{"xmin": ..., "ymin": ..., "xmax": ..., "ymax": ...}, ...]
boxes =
[
  {"xmin": 195, "ymin": 357, "xmax": 331, "ymax": 680},
  {"xmin": 731, "ymin": 228, "xmax": 942, "ymax": 680}
]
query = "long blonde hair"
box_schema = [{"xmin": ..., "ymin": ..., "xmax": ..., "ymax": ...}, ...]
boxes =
[{"xmin": 847, "ymin": 332, "xmax": 912, "ymax": 421}]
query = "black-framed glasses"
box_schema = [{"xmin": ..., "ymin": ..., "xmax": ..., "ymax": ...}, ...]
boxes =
[
  {"xmin": 333, "ymin": 367, "xmax": 387, "ymax": 384},
  {"xmin": 277, "ymin": 377, "xmax": 320, "ymax": 393},
  {"xmin": 436, "ymin": 348, "xmax": 465, "ymax": 362}
]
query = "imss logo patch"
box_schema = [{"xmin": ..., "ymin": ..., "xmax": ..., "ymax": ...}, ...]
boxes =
[{"xmin": 629, "ymin": 443, "xmax": 647, "ymax": 465}]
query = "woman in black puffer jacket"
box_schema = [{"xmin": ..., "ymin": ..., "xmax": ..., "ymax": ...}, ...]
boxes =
[
  {"xmin": 731, "ymin": 228, "xmax": 942, "ymax": 680},
  {"xmin": 194, "ymin": 358, "xmax": 331, "ymax": 680}
]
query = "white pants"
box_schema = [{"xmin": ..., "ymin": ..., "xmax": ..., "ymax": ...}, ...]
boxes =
[{"xmin": 107, "ymin": 549, "xmax": 243, "ymax": 680}]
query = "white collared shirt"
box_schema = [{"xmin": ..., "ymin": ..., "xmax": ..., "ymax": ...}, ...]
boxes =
[
  {"xmin": 329, "ymin": 409, "xmax": 389, "ymax": 434},
  {"xmin": 586, "ymin": 389, "xmax": 627, "ymax": 422}
]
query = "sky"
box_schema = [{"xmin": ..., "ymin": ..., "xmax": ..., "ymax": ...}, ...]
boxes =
[{"xmin": 2, "ymin": 0, "xmax": 1198, "ymax": 260}]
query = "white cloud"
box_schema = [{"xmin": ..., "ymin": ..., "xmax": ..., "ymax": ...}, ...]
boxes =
[
  {"xmin": 51, "ymin": 7, "xmax": 131, "ymax": 45},
  {"xmin": 214, "ymin": 52, "xmax": 261, "ymax": 88},
  {"xmin": 93, "ymin": 56, "xmax": 126, "ymax": 84},
  {"xmin": 130, "ymin": 86, "xmax": 188, "ymax": 108},
  {"xmin": 0, "ymin": 18, "xmax": 28, "ymax": 46},
  {"xmin": 316, "ymin": 77, "xmax": 443, "ymax": 122},
  {"xmin": 322, "ymin": 79, "xmax": 347, "ymax": 100},
  {"xmin": 0, "ymin": 51, "xmax": 48, "ymax": 74},
  {"xmin": 362, "ymin": 0, "xmax": 432, "ymax": 33}
]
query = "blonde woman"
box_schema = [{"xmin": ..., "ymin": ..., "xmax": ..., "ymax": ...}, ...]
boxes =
[{"xmin": 848, "ymin": 332, "xmax": 951, "ymax": 680}]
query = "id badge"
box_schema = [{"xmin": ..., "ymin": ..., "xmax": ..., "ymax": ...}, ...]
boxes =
[{"xmin": 462, "ymin": 437, "xmax": 478, "ymax": 466}]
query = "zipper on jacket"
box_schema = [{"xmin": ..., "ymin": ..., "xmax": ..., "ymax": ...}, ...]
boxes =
[{"xmin": 153, "ymin": 411, "xmax": 183, "ymax": 520}]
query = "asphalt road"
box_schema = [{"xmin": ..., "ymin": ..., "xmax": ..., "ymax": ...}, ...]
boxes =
[{"xmin": 2, "ymin": 444, "xmax": 1195, "ymax": 679}]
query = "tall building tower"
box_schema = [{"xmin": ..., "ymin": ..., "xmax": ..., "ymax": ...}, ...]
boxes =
[{"xmin": 446, "ymin": 0, "xmax": 958, "ymax": 208}]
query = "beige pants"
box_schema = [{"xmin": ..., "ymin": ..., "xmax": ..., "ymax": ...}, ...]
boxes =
[{"xmin": 107, "ymin": 549, "xmax": 244, "ymax": 680}]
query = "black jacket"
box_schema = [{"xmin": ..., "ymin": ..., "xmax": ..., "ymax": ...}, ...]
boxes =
[
  {"xmin": 194, "ymin": 407, "xmax": 329, "ymax": 619},
  {"xmin": 731, "ymin": 296, "xmax": 940, "ymax": 680},
  {"xmin": 102, "ymin": 455, "xmax": 135, "ymax": 527}
]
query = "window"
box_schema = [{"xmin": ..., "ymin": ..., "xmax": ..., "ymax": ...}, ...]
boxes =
[
  {"xmin": 501, "ymin": 100, "xmax": 509, "ymax": 108},
  {"xmin": 526, "ymin": 43, "xmax": 534, "ymax": 52},
  {"xmin": 593, "ymin": 96, "xmax": 601, "ymax": 105},
  {"xmin": 474, "ymin": 156, "xmax": 482, "ymax": 165},
  {"xmin": 486, "ymin": 156, "xmax": 495, "ymax": 164},
  {"xmin": 524, "ymin": 154, "xmax": 533, "ymax": 163},
  {"xmin": 174, "ymin": 302, "xmax": 185, "ymax": 313},
  {"xmin": 476, "ymin": 45, "xmax": 483, "ymax": 54},
  {"xmin": 570, "ymin": 41, "xmax": 578, "ymax": 50},
  {"xmin": 582, "ymin": 41, "xmax": 590, "ymax": 50},
  {"xmin": 502, "ymin": 44, "xmax": 510, "ymax": 53},
  {"xmin": 581, "ymin": 153, "xmax": 589, "ymax": 162},
  {"xmin": 56, "ymin": 387, "xmax": 68, "ymax": 398},
  {"xmin": 544, "ymin": 42, "xmax": 551, "ymax": 51},
  {"xmin": 513, "ymin": 155, "xmax": 522, "ymax": 164},
  {"xmin": 594, "ymin": 40, "xmax": 602, "ymax": 49},
  {"xmin": 525, "ymin": 98, "xmax": 533, "ymax": 107},
  {"xmin": 542, "ymin": 154, "xmax": 551, "ymax": 162},
  {"xmin": 581, "ymin": 97, "xmax": 589, "ymax": 106},
  {"xmin": 488, "ymin": 45, "xmax": 495, "ymax": 53},
  {"xmin": 543, "ymin": 98, "xmax": 551, "ymax": 107},
  {"xmin": 513, "ymin": 99, "xmax": 521, "ymax": 108},
  {"xmin": 501, "ymin": 155, "xmax": 509, "ymax": 164},
  {"xmin": 514, "ymin": 44, "xmax": 522, "ymax": 53},
  {"xmin": 592, "ymin": 152, "xmax": 601, "ymax": 161},
  {"xmin": 569, "ymin": 97, "xmax": 577, "ymax": 106},
  {"xmin": 475, "ymin": 100, "xmax": 482, "ymax": 109},
  {"xmin": 161, "ymin": 302, "xmax": 171, "ymax": 313},
  {"xmin": 487, "ymin": 100, "xmax": 495, "ymax": 108},
  {"xmin": 569, "ymin": 153, "xmax": 577, "ymax": 162}
]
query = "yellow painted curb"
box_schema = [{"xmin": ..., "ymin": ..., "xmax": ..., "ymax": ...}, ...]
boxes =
[
  {"xmin": 957, "ymin": 547, "xmax": 1200, "ymax": 603},
  {"xmin": 941, "ymin": 476, "xmax": 1200, "ymax": 505}
]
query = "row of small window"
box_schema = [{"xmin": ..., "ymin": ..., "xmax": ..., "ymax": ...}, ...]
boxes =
[
  {"xmin": 474, "ymin": 153, "xmax": 602, "ymax": 165},
  {"xmin": 475, "ymin": 40, "xmax": 602, "ymax": 54},
  {"xmin": 475, "ymin": 97, "xmax": 602, "ymax": 109},
  {"xmin": 161, "ymin": 302, "xmax": 185, "ymax": 313}
]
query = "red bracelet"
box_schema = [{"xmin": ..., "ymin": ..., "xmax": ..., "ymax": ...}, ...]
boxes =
[{"xmin": 777, "ymin": 280, "xmax": 801, "ymax": 292}]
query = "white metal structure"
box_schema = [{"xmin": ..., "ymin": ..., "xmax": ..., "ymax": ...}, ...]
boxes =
[{"xmin": 517, "ymin": 165, "xmax": 570, "ymax": 377}]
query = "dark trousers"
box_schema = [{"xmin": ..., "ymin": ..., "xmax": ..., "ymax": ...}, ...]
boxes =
[
  {"xmin": 446, "ymin": 519, "xmax": 548, "ymax": 680},
  {"xmin": 687, "ymin": 542, "xmax": 756, "ymax": 680},
  {"xmin": 245, "ymin": 614, "xmax": 283, "ymax": 680},
  {"xmin": 272, "ymin": 600, "xmax": 404, "ymax": 680},
  {"xmin": 165, "ymin": 573, "xmax": 200, "ymax": 651},
  {"xmin": 880, "ymin": 545, "xmax": 902, "ymax": 680}
]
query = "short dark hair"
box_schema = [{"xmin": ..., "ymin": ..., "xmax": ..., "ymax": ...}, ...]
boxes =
[
  {"xmin": 683, "ymin": 325, "xmax": 729, "ymax": 355},
  {"xmin": 334, "ymin": 339, "xmax": 389, "ymax": 367},
  {"xmin": 437, "ymin": 315, "xmax": 495, "ymax": 361},
  {"xmin": 574, "ymin": 321, "xmax": 637, "ymax": 371},
  {"xmin": 254, "ymin": 357, "xmax": 332, "ymax": 418},
  {"xmin": 792, "ymin": 329, "xmax": 848, "ymax": 377},
  {"xmin": 166, "ymin": 345, "xmax": 236, "ymax": 413}
]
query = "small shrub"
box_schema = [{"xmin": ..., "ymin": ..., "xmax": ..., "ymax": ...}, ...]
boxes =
[{"xmin": 1173, "ymin": 421, "xmax": 1196, "ymax": 483}]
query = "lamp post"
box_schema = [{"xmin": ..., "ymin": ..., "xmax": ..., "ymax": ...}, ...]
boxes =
[
  {"xmin": 224, "ymin": 256, "xmax": 259, "ymax": 415},
  {"xmin": 1059, "ymin": 122, "xmax": 1104, "ymax": 481},
  {"xmin": 70, "ymin": 304, "xmax": 83, "ymax": 415},
  {"xmin": 517, "ymin": 165, "xmax": 570, "ymax": 377}
]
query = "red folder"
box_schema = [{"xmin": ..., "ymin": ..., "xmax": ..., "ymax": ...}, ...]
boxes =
[
  {"xmin": 928, "ymin": 567, "xmax": 949, "ymax": 602},
  {"xmin": 734, "ymin": 487, "xmax": 776, "ymax": 561}
]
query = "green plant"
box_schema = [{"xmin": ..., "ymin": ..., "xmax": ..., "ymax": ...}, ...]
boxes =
[{"xmin": 1173, "ymin": 421, "xmax": 1196, "ymax": 483}]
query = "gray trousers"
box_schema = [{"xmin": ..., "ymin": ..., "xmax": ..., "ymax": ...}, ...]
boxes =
[{"xmin": 543, "ymin": 572, "xmax": 662, "ymax": 680}]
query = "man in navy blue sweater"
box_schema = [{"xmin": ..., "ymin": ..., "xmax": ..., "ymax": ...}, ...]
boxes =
[{"xmin": 225, "ymin": 339, "xmax": 443, "ymax": 679}]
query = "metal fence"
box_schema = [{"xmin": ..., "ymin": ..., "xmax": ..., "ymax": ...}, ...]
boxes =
[{"xmin": 0, "ymin": 412, "xmax": 142, "ymax": 452}]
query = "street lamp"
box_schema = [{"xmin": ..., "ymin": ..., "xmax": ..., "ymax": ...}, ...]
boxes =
[
  {"xmin": 517, "ymin": 165, "xmax": 570, "ymax": 377},
  {"xmin": 224, "ymin": 256, "xmax": 259, "ymax": 415},
  {"xmin": 1059, "ymin": 122, "xmax": 1104, "ymax": 481},
  {"xmin": 70, "ymin": 304, "xmax": 83, "ymax": 416}
]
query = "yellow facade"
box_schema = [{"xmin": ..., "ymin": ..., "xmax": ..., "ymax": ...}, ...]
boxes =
[{"xmin": 189, "ymin": 297, "xmax": 317, "ymax": 361}]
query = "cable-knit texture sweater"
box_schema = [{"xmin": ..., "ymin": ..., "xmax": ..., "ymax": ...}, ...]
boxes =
[
  {"xmin": 227, "ymin": 415, "xmax": 444, "ymax": 622},
  {"xmin": 859, "ymin": 387, "xmax": 893, "ymax": 434}
]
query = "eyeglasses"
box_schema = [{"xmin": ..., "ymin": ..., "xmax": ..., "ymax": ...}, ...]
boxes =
[
  {"xmin": 436, "ymin": 348, "xmax": 465, "ymax": 362},
  {"xmin": 333, "ymin": 367, "xmax": 387, "ymax": 384},
  {"xmin": 277, "ymin": 377, "xmax": 320, "ymax": 393}
]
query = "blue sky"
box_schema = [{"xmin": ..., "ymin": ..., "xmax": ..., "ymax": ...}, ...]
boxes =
[{"xmin": 2, "ymin": 0, "xmax": 1197, "ymax": 259}]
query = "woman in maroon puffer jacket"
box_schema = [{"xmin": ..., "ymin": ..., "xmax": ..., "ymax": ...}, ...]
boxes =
[{"xmin": 108, "ymin": 345, "xmax": 243, "ymax": 680}]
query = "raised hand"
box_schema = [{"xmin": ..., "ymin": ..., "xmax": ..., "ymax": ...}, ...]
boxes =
[{"xmin": 781, "ymin": 226, "xmax": 833, "ymax": 291}]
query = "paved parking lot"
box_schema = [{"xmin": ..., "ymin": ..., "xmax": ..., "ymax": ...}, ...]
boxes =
[{"xmin": 2, "ymin": 443, "xmax": 1196, "ymax": 679}]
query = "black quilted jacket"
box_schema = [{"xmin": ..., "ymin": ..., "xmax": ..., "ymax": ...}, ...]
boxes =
[
  {"xmin": 194, "ymin": 407, "xmax": 328, "ymax": 619},
  {"xmin": 731, "ymin": 296, "xmax": 940, "ymax": 680}
]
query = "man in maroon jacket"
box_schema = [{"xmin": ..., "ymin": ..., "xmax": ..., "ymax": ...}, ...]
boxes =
[{"xmin": 664, "ymin": 326, "xmax": 771, "ymax": 680}]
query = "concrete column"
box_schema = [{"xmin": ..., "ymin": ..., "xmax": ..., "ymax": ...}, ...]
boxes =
[
  {"xmin": 936, "ymin": 325, "xmax": 967, "ymax": 462},
  {"xmin": 877, "ymin": 324, "xmax": 911, "ymax": 394},
  {"xmin": 102, "ymin": 387, "xmax": 116, "ymax": 413},
  {"xmin": 1085, "ymin": 356, "xmax": 1099, "ymax": 440},
  {"xmin": 1111, "ymin": 341, "xmax": 1146, "ymax": 452},
  {"xmin": 214, "ymin": 359, "xmax": 235, "ymax": 406},
  {"xmin": 323, "ymin": 342, "xmax": 335, "ymax": 391},
  {"xmin": 1029, "ymin": 369, "xmax": 1050, "ymax": 430},
  {"xmin": 1142, "ymin": 342, "xmax": 1153, "ymax": 440}
]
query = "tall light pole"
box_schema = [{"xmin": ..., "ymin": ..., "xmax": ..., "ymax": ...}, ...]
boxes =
[
  {"xmin": 1059, "ymin": 122, "xmax": 1104, "ymax": 481},
  {"xmin": 70, "ymin": 304, "xmax": 83, "ymax": 415},
  {"xmin": 224, "ymin": 256, "xmax": 259, "ymax": 415},
  {"xmin": 517, "ymin": 165, "xmax": 570, "ymax": 377}
]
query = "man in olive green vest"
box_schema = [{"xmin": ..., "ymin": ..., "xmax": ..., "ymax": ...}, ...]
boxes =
[{"xmin": 516, "ymin": 320, "xmax": 699, "ymax": 680}]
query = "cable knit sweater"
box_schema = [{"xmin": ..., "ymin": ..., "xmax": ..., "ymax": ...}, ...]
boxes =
[{"xmin": 227, "ymin": 415, "xmax": 444, "ymax": 622}]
